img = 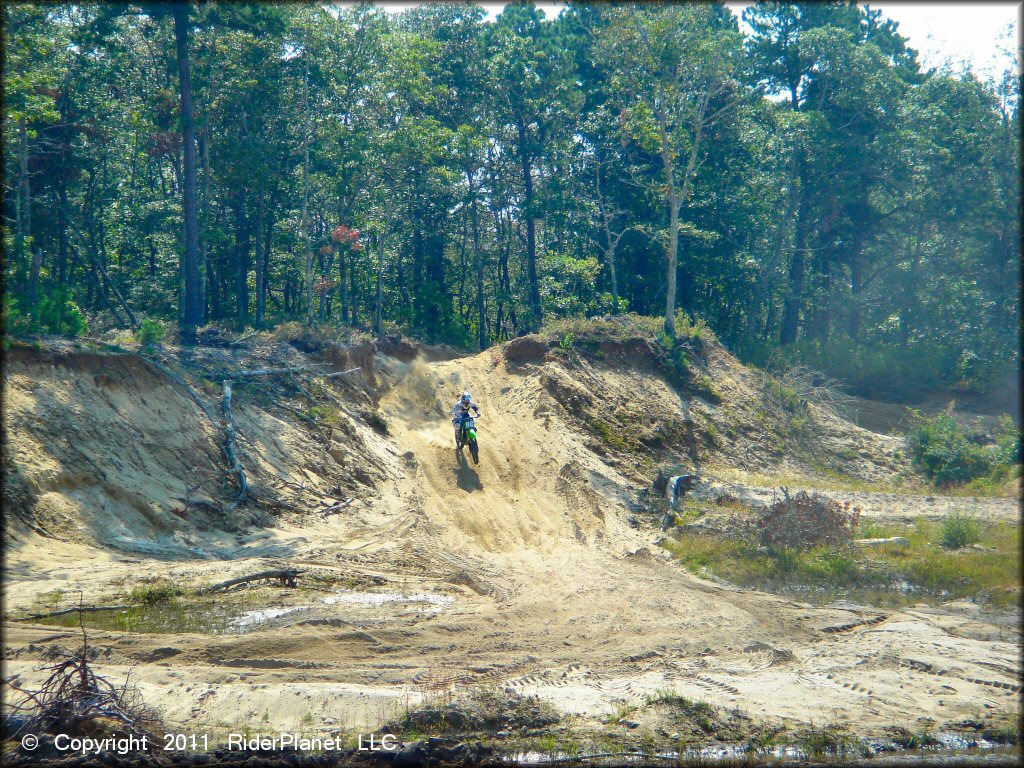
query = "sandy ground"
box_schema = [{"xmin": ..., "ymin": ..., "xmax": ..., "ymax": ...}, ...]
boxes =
[{"xmin": 3, "ymin": 342, "xmax": 1020, "ymax": 745}]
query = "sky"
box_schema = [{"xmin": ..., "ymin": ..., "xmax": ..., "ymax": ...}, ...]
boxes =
[{"xmin": 358, "ymin": 1, "xmax": 1021, "ymax": 82}]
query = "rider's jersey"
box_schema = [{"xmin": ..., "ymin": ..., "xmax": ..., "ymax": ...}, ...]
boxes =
[{"xmin": 452, "ymin": 400, "xmax": 479, "ymax": 420}]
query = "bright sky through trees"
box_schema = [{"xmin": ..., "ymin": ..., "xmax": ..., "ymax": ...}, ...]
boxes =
[{"xmin": 362, "ymin": 1, "xmax": 1020, "ymax": 81}]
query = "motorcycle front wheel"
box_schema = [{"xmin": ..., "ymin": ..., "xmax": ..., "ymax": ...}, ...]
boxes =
[{"xmin": 469, "ymin": 438, "xmax": 479, "ymax": 464}]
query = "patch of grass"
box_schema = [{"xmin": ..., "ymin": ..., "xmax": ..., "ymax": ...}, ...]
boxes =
[
  {"xmin": 743, "ymin": 725, "xmax": 788, "ymax": 756},
  {"xmin": 584, "ymin": 414, "xmax": 634, "ymax": 452},
  {"xmin": 797, "ymin": 723, "xmax": 859, "ymax": 758},
  {"xmin": 127, "ymin": 581, "xmax": 183, "ymax": 605},
  {"xmin": 890, "ymin": 726, "xmax": 940, "ymax": 750},
  {"xmin": 541, "ymin": 313, "xmax": 663, "ymax": 348},
  {"xmin": 689, "ymin": 372, "xmax": 722, "ymax": 405},
  {"xmin": 605, "ymin": 701, "xmax": 639, "ymax": 725},
  {"xmin": 940, "ymin": 511, "xmax": 980, "ymax": 549},
  {"xmin": 643, "ymin": 691, "xmax": 715, "ymax": 734},
  {"xmin": 706, "ymin": 466, "xmax": 917, "ymax": 494},
  {"xmin": 33, "ymin": 589, "xmax": 66, "ymax": 610},
  {"xmin": 302, "ymin": 404, "xmax": 334, "ymax": 423},
  {"xmin": 662, "ymin": 515, "xmax": 1020, "ymax": 608},
  {"xmin": 134, "ymin": 319, "xmax": 166, "ymax": 347}
]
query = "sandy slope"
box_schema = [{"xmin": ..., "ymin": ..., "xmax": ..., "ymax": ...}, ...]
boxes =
[{"xmin": 2, "ymin": 340, "xmax": 1020, "ymax": 742}]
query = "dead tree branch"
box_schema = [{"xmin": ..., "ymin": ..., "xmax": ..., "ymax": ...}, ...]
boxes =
[
  {"xmin": 19, "ymin": 605, "xmax": 132, "ymax": 621},
  {"xmin": 200, "ymin": 568, "xmax": 304, "ymax": 593},
  {"xmin": 221, "ymin": 380, "xmax": 247, "ymax": 505}
]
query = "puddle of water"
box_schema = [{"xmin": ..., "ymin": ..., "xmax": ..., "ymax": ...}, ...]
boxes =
[
  {"xmin": 771, "ymin": 580, "xmax": 952, "ymax": 608},
  {"xmin": 32, "ymin": 602, "xmax": 241, "ymax": 635},
  {"xmin": 31, "ymin": 589, "xmax": 455, "ymax": 635},
  {"xmin": 323, "ymin": 590, "xmax": 455, "ymax": 613},
  {"xmin": 509, "ymin": 731, "xmax": 1007, "ymax": 764},
  {"xmin": 229, "ymin": 605, "xmax": 311, "ymax": 630}
]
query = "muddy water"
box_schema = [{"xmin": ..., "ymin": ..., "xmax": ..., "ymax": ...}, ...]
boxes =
[
  {"xmin": 511, "ymin": 732, "xmax": 1015, "ymax": 764},
  {"xmin": 32, "ymin": 588, "xmax": 456, "ymax": 635}
]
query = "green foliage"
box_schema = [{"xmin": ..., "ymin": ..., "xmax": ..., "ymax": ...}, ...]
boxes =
[
  {"xmin": 1, "ymin": 0, "xmax": 1015, "ymax": 404},
  {"xmin": 798, "ymin": 723, "xmax": 858, "ymax": 758},
  {"xmin": 128, "ymin": 581, "xmax": 183, "ymax": 605},
  {"xmin": 939, "ymin": 511, "xmax": 980, "ymax": 550},
  {"xmin": 890, "ymin": 727, "xmax": 940, "ymax": 750},
  {"xmin": 365, "ymin": 409, "xmax": 389, "ymax": 435},
  {"xmin": 663, "ymin": 516, "xmax": 1020, "ymax": 608},
  {"xmin": 906, "ymin": 412, "xmax": 1000, "ymax": 486},
  {"xmin": 134, "ymin": 319, "xmax": 166, "ymax": 346},
  {"xmin": 29, "ymin": 291, "xmax": 90, "ymax": 337},
  {"xmin": 995, "ymin": 414, "xmax": 1021, "ymax": 465}
]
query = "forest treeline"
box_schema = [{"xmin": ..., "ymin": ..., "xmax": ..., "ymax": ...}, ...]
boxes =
[{"xmin": 3, "ymin": 2, "xmax": 1019, "ymax": 399}]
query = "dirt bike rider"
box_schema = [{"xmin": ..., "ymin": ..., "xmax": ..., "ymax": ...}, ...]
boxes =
[{"xmin": 451, "ymin": 391, "xmax": 481, "ymax": 444}]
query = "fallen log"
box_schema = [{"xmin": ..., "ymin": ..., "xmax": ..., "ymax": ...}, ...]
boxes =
[
  {"xmin": 322, "ymin": 367, "xmax": 362, "ymax": 379},
  {"xmin": 201, "ymin": 569, "xmax": 304, "ymax": 593},
  {"xmin": 853, "ymin": 536, "xmax": 909, "ymax": 548},
  {"xmin": 321, "ymin": 498, "xmax": 355, "ymax": 516},
  {"xmin": 20, "ymin": 605, "xmax": 132, "ymax": 621}
]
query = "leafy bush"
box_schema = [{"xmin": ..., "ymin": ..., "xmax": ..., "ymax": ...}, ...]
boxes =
[
  {"xmin": 752, "ymin": 491, "xmax": 860, "ymax": 553},
  {"xmin": 995, "ymin": 415, "xmax": 1021, "ymax": 465},
  {"xmin": 134, "ymin": 319, "xmax": 166, "ymax": 346},
  {"xmin": 741, "ymin": 338, "xmax": 955, "ymax": 401},
  {"xmin": 6, "ymin": 290, "xmax": 90, "ymax": 337},
  {"xmin": 939, "ymin": 511, "xmax": 980, "ymax": 549},
  {"xmin": 365, "ymin": 409, "xmax": 389, "ymax": 435},
  {"xmin": 128, "ymin": 581, "xmax": 182, "ymax": 605},
  {"xmin": 906, "ymin": 412, "xmax": 996, "ymax": 486}
]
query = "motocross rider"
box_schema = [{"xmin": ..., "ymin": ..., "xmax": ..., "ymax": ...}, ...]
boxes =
[{"xmin": 451, "ymin": 391, "xmax": 481, "ymax": 443}]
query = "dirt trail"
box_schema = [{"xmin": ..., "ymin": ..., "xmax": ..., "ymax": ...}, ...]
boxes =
[{"xmin": 3, "ymin": 341, "xmax": 1020, "ymax": 742}]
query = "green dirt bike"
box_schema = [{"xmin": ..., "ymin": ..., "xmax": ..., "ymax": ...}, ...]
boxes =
[{"xmin": 455, "ymin": 413, "xmax": 481, "ymax": 464}]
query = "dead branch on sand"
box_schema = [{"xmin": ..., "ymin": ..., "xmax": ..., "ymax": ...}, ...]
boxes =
[
  {"xmin": 200, "ymin": 568, "xmax": 304, "ymax": 593},
  {"xmin": 6, "ymin": 603, "xmax": 159, "ymax": 742},
  {"xmin": 20, "ymin": 605, "xmax": 132, "ymax": 621},
  {"xmin": 221, "ymin": 379, "xmax": 248, "ymax": 507}
]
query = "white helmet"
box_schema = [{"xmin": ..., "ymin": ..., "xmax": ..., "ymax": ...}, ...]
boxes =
[{"xmin": 461, "ymin": 391, "xmax": 472, "ymax": 404}]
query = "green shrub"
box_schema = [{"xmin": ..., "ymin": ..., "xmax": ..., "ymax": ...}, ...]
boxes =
[
  {"xmin": 995, "ymin": 414, "xmax": 1021, "ymax": 465},
  {"xmin": 128, "ymin": 581, "xmax": 182, "ymax": 605},
  {"xmin": 940, "ymin": 512, "xmax": 980, "ymax": 549},
  {"xmin": 907, "ymin": 412, "xmax": 995, "ymax": 486},
  {"xmin": 4, "ymin": 290, "xmax": 90, "ymax": 338},
  {"xmin": 134, "ymin": 319, "xmax": 166, "ymax": 346},
  {"xmin": 365, "ymin": 409, "xmax": 389, "ymax": 435}
]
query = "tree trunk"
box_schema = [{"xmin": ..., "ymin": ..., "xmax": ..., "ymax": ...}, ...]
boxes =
[
  {"xmin": 174, "ymin": 5, "xmax": 202, "ymax": 344},
  {"xmin": 470, "ymin": 175, "xmax": 486, "ymax": 350},
  {"xmin": 56, "ymin": 183, "xmax": 68, "ymax": 286},
  {"xmin": 301, "ymin": 57, "xmax": 314, "ymax": 326},
  {"xmin": 234, "ymin": 189, "xmax": 250, "ymax": 329},
  {"xmin": 780, "ymin": 152, "xmax": 809, "ymax": 346},
  {"xmin": 848, "ymin": 248, "xmax": 865, "ymax": 340},
  {"xmin": 198, "ymin": 126, "xmax": 210, "ymax": 323},
  {"xmin": 254, "ymin": 195, "xmax": 265, "ymax": 328},
  {"xmin": 339, "ymin": 248, "xmax": 348, "ymax": 324},
  {"xmin": 664, "ymin": 196, "xmax": 679, "ymax": 339},
  {"xmin": 375, "ymin": 230, "xmax": 384, "ymax": 336},
  {"xmin": 263, "ymin": 204, "xmax": 274, "ymax": 321},
  {"xmin": 21, "ymin": 118, "xmax": 40, "ymax": 310},
  {"xmin": 594, "ymin": 159, "xmax": 619, "ymax": 312},
  {"xmin": 517, "ymin": 119, "xmax": 542, "ymax": 333},
  {"xmin": 660, "ymin": 138, "xmax": 679, "ymax": 338}
]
